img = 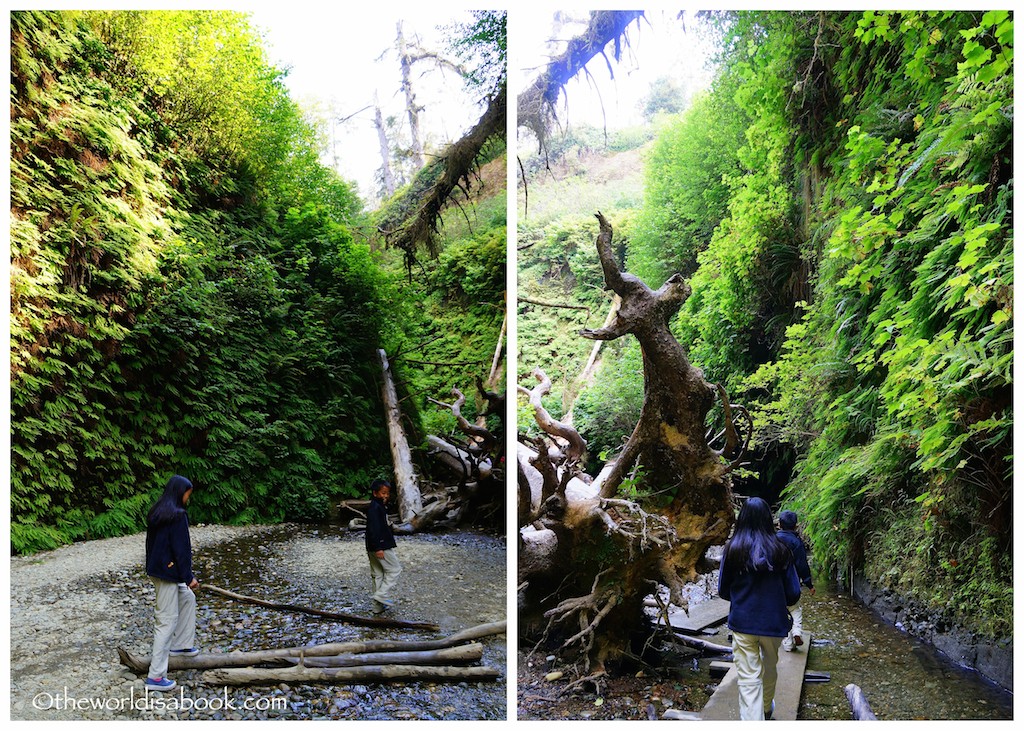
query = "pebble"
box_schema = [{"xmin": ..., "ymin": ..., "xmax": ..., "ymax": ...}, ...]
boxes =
[{"xmin": 11, "ymin": 524, "xmax": 506, "ymax": 721}]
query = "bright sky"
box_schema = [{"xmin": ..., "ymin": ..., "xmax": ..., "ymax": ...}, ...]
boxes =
[
  {"xmin": 248, "ymin": 7, "xmax": 486, "ymax": 205},
  {"xmin": 512, "ymin": 9, "xmax": 715, "ymax": 140},
  {"xmin": 248, "ymin": 9, "xmax": 714, "ymax": 202}
]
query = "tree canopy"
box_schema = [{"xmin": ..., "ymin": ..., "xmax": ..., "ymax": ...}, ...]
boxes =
[{"xmin": 10, "ymin": 10, "xmax": 506, "ymax": 552}]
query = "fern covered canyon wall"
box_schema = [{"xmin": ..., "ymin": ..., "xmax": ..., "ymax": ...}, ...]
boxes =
[
  {"xmin": 10, "ymin": 11, "xmax": 507, "ymax": 553},
  {"xmin": 518, "ymin": 8, "xmax": 1011, "ymax": 658},
  {"xmin": 666, "ymin": 10, "xmax": 1013, "ymax": 642}
]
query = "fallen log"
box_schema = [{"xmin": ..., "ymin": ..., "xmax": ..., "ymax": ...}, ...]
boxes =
[
  {"xmin": 427, "ymin": 435, "xmax": 493, "ymax": 478},
  {"xmin": 203, "ymin": 663, "xmax": 501, "ymax": 686},
  {"xmin": 283, "ymin": 643, "xmax": 482, "ymax": 668},
  {"xmin": 118, "ymin": 620, "xmax": 506, "ymax": 673},
  {"xmin": 844, "ymin": 683, "xmax": 879, "ymax": 720},
  {"xmin": 408, "ymin": 497, "xmax": 452, "ymax": 532},
  {"xmin": 669, "ymin": 629, "xmax": 733, "ymax": 655},
  {"xmin": 201, "ymin": 583, "xmax": 439, "ymax": 631},
  {"xmin": 379, "ymin": 348, "xmax": 423, "ymax": 522}
]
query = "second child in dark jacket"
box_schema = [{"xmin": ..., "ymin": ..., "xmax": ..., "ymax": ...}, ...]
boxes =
[
  {"xmin": 144, "ymin": 475, "xmax": 200, "ymax": 693},
  {"xmin": 365, "ymin": 479, "xmax": 402, "ymax": 614},
  {"xmin": 777, "ymin": 509, "xmax": 814, "ymax": 650}
]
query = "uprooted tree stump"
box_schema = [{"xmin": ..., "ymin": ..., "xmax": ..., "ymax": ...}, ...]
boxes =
[
  {"xmin": 418, "ymin": 378, "xmax": 505, "ymax": 532},
  {"xmin": 518, "ymin": 213, "xmax": 750, "ymax": 681}
]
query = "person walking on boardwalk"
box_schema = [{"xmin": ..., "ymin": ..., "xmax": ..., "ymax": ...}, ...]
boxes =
[
  {"xmin": 718, "ymin": 497, "xmax": 802, "ymax": 720},
  {"xmin": 777, "ymin": 510, "xmax": 815, "ymax": 651},
  {"xmin": 144, "ymin": 475, "xmax": 200, "ymax": 692},
  {"xmin": 366, "ymin": 478, "xmax": 402, "ymax": 614}
]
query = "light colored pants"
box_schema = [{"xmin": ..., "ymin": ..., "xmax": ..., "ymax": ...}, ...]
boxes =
[
  {"xmin": 148, "ymin": 577, "xmax": 196, "ymax": 679},
  {"xmin": 732, "ymin": 630, "xmax": 782, "ymax": 721},
  {"xmin": 368, "ymin": 548, "xmax": 402, "ymax": 606},
  {"xmin": 783, "ymin": 603, "xmax": 803, "ymax": 650}
]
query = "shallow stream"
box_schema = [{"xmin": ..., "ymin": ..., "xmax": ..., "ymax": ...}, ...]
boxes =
[
  {"xmin": 697, "ymin": 588, "xmax": 1012, "ymax": 720},
  {"xmin": 132, "ymin": 524, "xmax": 506, "ymax": 720}
]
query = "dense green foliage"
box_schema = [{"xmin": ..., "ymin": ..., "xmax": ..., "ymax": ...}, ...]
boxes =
[
  {"xmin": 445, "ymin": 10, "xmax": 507, "ymax": 101},
  {"xmin": 517, "ymin": 118, "xmax": 648, "ymax": 415},
  {"xmin": 388, "ymin": 191, "xmax": 507, "ymax": 441},
  {"xmin": 11, "ymin": 10, "xmax": 503, "ymax": 553},
  {"xmin": 624, "ymin": 11, "xmax": 1012, "ymax": 636}
]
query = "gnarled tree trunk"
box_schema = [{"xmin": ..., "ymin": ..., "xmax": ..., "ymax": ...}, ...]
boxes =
[
  {"xmin": 518, "ymin": 213, "xmax": 742, "ymax": 680},
  {"xmin": 582, "ymin": 212, "xmax": 734, "ymax": 582}
]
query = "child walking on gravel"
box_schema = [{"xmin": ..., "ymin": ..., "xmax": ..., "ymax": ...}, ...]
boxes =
[
  {"xmin": 365, "ymin": 478, "xmax": 402, "ymax": 614},
  {"xmin": 144, "ymin": 475, "xmax": 200, "ymax": 692}
]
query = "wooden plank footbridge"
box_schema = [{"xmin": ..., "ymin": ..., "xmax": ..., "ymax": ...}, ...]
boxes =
[{"xmin": 654, "ymin": 598, "xmax": 815, "ymax": 721}]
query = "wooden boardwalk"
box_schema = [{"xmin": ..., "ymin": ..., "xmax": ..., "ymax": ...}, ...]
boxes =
[
  {"xmin": 657, "ymin": 597, "xmax": 730, "ymax": 633},
  {"xmin": 700, "ymin": 632, "xmax": 812, "ymax": 721},
  {"xmin": 651, "ymin": 593, "xmax": 733, "ymax": 634}
]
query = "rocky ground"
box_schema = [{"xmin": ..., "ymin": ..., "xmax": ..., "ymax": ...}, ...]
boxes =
[{"xmin": 11, "ymin": 523, "xmax": 507, "ymax": 720}]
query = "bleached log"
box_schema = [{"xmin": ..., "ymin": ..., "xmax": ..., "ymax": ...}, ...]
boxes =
[
  {"xmin": 118, "ymin": 621, "xmax": 507, "ymax": 673},
  {"xmin": 844, "ymin": 683, "xmax": 879, "ymax": 720},
  {"xmin": 284, "ymin": 643, "xmax": 483, "ymax": 668},
  {"xmin": 203, "ymin": 663, "xmax": 501, "ymax": 686},
  {"xmin": 408, "ymin": 498, "xmax": 451, "ymax": 532},
  {"xmin": 563, "ymin": 295, "xmax": 620, "ymax": 425},
  {"xmin": 668, "ymin": 630, "xmax": 733, "ymax": 655},
  {"xmin": 379, "ymin": 348, "xmax": 423, "ymax": 522},
  {"xmin": 427, "ymin": 435, "xmax": 493, "ymax": 478}
]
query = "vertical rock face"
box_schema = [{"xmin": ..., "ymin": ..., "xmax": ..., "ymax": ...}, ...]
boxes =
[{"xmin": 852, "ymin": 572, "xmax": 1013, "ymax": 692}]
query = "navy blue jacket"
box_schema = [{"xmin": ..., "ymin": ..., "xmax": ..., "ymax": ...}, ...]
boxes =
[
  {"xmin": 718, "ymin": 552, "xmax": 801, "ymax": 637},
  {"xmin": 777, "ymin": 529, "xmax": 813, "ymax": 589},
  {"xmin": 146, "ymin": 510, "xmax": 194, "ymax": 584},
  {"xmin": 365, "ymin": 496, "xmax": 397, "ymax": 552}
]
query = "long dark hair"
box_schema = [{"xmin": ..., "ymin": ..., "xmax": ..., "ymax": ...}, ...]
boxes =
[
  {"xmin": 147, "ymin": 475, "xmax": 193, "ymax": 527},
  {"xmin": 724, "ymin": 497, "xmax": 791, "ymax": 573}
]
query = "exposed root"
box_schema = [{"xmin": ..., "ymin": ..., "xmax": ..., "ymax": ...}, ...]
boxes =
[
  {"xmin": 560, "ymin": 670, "xmax": 607, "ymax": 697},
  {"xmin": 597, "ymin": 498, "xmax": 676, "ymax": 555},
  {"xmin": 538, "ymin": 569, "xmax": 623, "ymax": 669},
  {"xmin": 709, "ymin": 382, "xmax": 753, "ymax": 470}
]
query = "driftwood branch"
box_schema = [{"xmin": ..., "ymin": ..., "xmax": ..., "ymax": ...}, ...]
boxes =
[
  {"xmin": 429, "ymin": 387, "xmax": 496, "ymax": 451},
  {"xmin": 844, "ymin": 683, "xmax": 879, "ymax": 720},
  {"xmin": 203, "ymin": 663, "xmax": 501, "ymax": 686},
  {"xmin": 118, "ymin": 621, "xmax": 507, "ymax": 674},
  {"xmin": 666, "ymin": 630, "xmax": 733, "ymax": 655},
  {"xmin": 518, "ymin": 296, "xmax": 592, "ymax": 317},
  {"xmin": 517, "ymin": 368, "xmax": 587, "ymax": 463},
  {"xmin": 710, "ymin": 383, "xmax": 752, "ymax": 470},
  {"xmin": 201, "ymin": 584, "xmax": 438, "ymax": 631}
]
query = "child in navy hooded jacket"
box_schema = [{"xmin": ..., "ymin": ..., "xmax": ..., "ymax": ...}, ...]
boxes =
[
  {"xmin": 144, "ymin": 475, "xmax": 200, "ymax": 692},
  {"xmin": 719, "ymin": 497, "xmax": 801, "ymax": 720}
]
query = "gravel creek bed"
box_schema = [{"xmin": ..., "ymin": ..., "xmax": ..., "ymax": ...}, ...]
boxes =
[{"xmin": 11, "ymin": 523, "xmax": 507, "ymax": 720}]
